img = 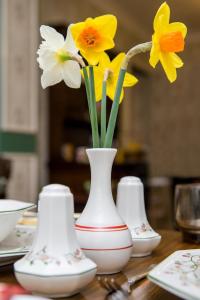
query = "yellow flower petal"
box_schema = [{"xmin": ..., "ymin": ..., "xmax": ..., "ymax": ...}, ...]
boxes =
[
  {"xmin": 95, "ymin": 15, "xmax": 117, "ymax": 39},
  {"xmin": 93, "ymin": 67, "xmax": 104, "ymax": 101},
  {"xmin": 107, "ymin": 85, "xmax": 115, "ymax": 101},
  {"xmin": 123, "ymin": 72, "xmax": 138, "ymax": 87},
  {"xmin": 110, "ymin": 53, "xmax": 125, "ymax": 72},
  {"xmin": 119, "ymin": 88, "xmax": 124, "ymax": 103},
  {"xmin": 93, "ymin": 36, "xmax": 115, "ymax": 52},
  {"xmin": 170, "ymin": 53, "xmax": 184, "ymax": 68},
  {"xmin": 160, "ymin": 52, "xmax": 177, "ymax": 83},
  {"xmin": 167, "ymin": 22, "xmax": 187, "ymax": 38},
  {"xmin": 95, "ymin": 83, "xmax": 103, "ymax": 101},
  {"xmin": 98, "ymin": 52, "xmax": 111, "ymax": 70},
  {"xmin": 80, "ymin": 50, "xmax": 102, "ymax": 65},
  {"xmin": 88, "ymin": 52, "xmax": 137, "ymax": 102},
  {"xmin": 153, "ymin": 2, "xmax": 170, "ymax": 33},
  {"xmin": 82, "ymin": 66, "xmax": 103, "ymax": 101},
  {"xmin": 70, "ymin": 22, "xmax": 85, "ymax": 41},
  {"xmin": 149, "ymin": 34, "xmax": 160, "ymax": 68},
  {"xmin": 107, "ymin": 84, "xmax": 124, "ymax": 102}
]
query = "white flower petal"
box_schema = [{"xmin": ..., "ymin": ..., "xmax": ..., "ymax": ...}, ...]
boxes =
[
  {"xmin": 37, "ymin": 41, "xmax": 49, "ymax": 56},
  {"xmin": 40, "ymin": 25, "xmax": 64, "ymax": 50},
  {"xmin": 65, "ymin": 24, "xmax": 78, "ymax": 53},
  {"xmin": 37, "ymin": 46, "xmax": 56, "ymax": 70},
  {"xmin": 61, "ymin": 60, "xmax": 81, "ymax": 88},
  {"xmin": 41, "ymin": 65, "xmax": 62, "ymax": 89}
]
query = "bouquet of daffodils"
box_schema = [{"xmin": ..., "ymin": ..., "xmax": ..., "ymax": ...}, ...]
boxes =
[{"xmin": 37, "ymin": 2, "xmax": 187, "ymax": 148}]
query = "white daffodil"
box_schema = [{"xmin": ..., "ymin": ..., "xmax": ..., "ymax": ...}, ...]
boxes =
[{"xmin": 37, "ymin": 25, "xmax": 82, "ymax": 89}]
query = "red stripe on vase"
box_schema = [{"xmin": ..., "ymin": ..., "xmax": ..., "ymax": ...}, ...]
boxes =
[
  {"xmin": 81, "ymin": 244, "xmax": 133, "ymax": 251},
  {"xmin": 75, "ymin": 224, "xmax": 128, "ymax": 231},
  {"xmin": 75, "ymin": 228, "xmax": 128, "ymax": 232}
]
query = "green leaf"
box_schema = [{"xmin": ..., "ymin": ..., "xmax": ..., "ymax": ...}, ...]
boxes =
[
  {"xmin": 101, "ymin": 80, "xmax": 107, "ymax": 147},
  {"xmin": 104, "ymin": 69, "xmax": 126, "ymax": 148}
]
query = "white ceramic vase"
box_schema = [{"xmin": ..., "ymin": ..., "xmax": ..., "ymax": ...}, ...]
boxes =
[
  {"xmin": 75, "ymin": 149, "xmax": 133, "ymax": 274},
  {"xmin": 14, "ymin": 184, "xmax": 97, "ymax": 298},
  {"xmin": 117, "ymin": 177, "xmax": 161, "ymax": 257}
]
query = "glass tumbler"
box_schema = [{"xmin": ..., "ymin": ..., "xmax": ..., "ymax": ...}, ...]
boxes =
[{"xmin": 175, "ymin": 183, "xmax": 200, "ymax": 243}]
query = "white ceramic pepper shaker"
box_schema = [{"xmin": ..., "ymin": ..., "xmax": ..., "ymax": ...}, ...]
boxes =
[
  {"xmin": 116, "ymin": 177, "xmax": 161, "ymax": 257},
  {"xmin": 14, "ymin": 184, "xmax": 97, "ymax": 298}
]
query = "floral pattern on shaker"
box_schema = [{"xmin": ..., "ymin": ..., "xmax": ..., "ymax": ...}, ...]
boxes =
[
  {"xmin": 133, "ymin": 223, "xmax": 153, "ymax": 236},
  {"xmin": 1, "ymin": 227, "xmax": 34, "ymax": 252},
  {"xmin": 164, "ymin": 253, "xmax": 200, "ymax": 287},
  {"xmin": 26, "ymin": 246, "xmax": 85, "ymax": 266},
  {"xmin": 15, "ymin": 228, "xmax": 34, "ymax": 245},
  {"xmin": 17, "ymin": 230, "xmax": 34, "ymax": 251}
]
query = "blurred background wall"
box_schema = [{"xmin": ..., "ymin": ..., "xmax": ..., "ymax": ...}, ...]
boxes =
[{"xmin": 39, "ymin": 0, "xmax": 200, "ymax": 177}]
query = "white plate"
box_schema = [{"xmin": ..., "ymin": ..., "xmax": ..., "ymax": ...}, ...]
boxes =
[
  {"xmin": 0, "ymin": 224, "xmax": 35, "ymax": 259},
  {"xmin": 148, "ymin": 249, "xmax": 200, "ymax": 300},
  {"xmin": 0, "ymin": 200, "xmax": 35, "ymax": 214},
  {"xmin": 0, "ymin": 200, "xmax": 35, "ymax": 243}
]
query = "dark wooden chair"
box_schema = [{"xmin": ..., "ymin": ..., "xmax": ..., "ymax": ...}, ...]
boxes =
[{"xmin": 0, "ymin": 157, "xmax": 11, "ymax": 198}]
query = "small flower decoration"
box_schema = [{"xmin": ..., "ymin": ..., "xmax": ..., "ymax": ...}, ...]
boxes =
[
  {"xmin": 37, "ymin": 25, "xmax": 82, "ymax": 89},
  {"xmin": 149, "ymin": 2, "xmax": 187, "ymax": 82},
  {"xmin": 93, "ymin": 53, "xmax": 138, "ymax": 102},
  {"xmin": 71, "ymin": 15, "xmax": 117, "ymax": 65}
]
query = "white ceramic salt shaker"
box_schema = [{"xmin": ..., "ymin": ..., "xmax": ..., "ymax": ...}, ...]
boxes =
[
  {"xmin": 116, "ymin": 177, "xmax": 161, "ymax": 257},
  {"xmin": 14, "ymin": 184, "xmax": 97, "ymax": 298}
]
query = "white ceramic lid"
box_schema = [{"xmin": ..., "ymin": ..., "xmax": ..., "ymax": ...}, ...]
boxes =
[
  {"xmin": 118, "ymin": 176, "xmax": 142, "ymax": 185},
  {"xmin": 42, "ymin": 184, "xmax": 70, "ymax": 194}
]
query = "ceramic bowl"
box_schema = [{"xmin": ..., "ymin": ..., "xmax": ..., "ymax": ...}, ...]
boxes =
[{"xmin": 0, "ymin": 200, "xmax": 35, "ymax": 243}]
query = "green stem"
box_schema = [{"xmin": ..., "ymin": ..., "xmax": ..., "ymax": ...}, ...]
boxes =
[
  {"xmin": 83, "ymin": 68, "xmax": 92, "ymax": 117},
  {"xmin": 83, "ymin": 67, "xmax": 94, "ymax": 146},
  {"xmin": 104, "ymin": 69, "xmax": 126, "ymax": 148},
  {"xmin": 89, "ymin": 66, "xmax": 99, "ymax": 148},
  {"xmin": 101, "ymin": 80, "xmax": 107, "ymax": 147}
]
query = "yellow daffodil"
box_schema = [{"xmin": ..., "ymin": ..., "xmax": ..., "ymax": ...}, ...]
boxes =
[
  {"xmin": 92, "ymin": 52, "xmax": 138, "ymax": 102},
  {"xmin": 71, "ymin": 15, "xmax": 117, "ymax": 65},
  {"xmin": 149, "ymin": 2, "xmax": 187, "ymax": 83}
]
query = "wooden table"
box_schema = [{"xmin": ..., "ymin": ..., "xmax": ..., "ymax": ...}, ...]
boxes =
[{"xmin": 1, "ymin": 230, "xmax": 199, "ymax": 299}]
